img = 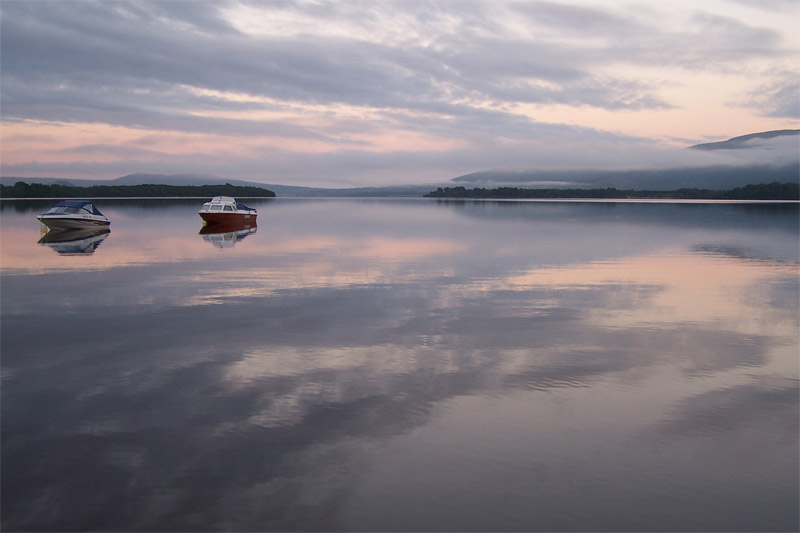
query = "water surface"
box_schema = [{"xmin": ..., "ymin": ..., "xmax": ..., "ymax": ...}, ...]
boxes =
[{"xmin": 2, "ymin": 198, "xmax": 798, "ymax": 531}]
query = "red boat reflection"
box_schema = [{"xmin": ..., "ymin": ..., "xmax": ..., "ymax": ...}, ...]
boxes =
[{"xmin": 199, "ymin": 220, "xmax": 257, "ymax": 248}]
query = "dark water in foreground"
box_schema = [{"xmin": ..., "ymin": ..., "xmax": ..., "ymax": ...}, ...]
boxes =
[{"xmin": 1, "ymin": 198, "xmax": 798, "ymax": 532}]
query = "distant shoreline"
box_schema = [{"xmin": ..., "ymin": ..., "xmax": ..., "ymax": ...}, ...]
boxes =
[
  {"xmin": 0, "ymin": 182, "xmax": 276, "ymax": 199},
  {"xmin": 0, "ymin": 196, "xmax": 277, "ymax": 201},
  {"xmin": 424, "ymin": 182, "xmax": 799, "ymax": 201},
  {"xmin": 427, "ymin": 197, "xmax": 800, "ymax": 203},
  {"xmin": 1, "ymin": 180, "xmax": 798, "ymax": 201},
  {"xmin": 2, "ymin": 197, "xmax": 797, "ymax": 204}
]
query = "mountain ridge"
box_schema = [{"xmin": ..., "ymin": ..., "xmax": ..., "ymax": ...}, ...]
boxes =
[
  {"xmin": 451, "ymin": 129, "xmax": 799, "ymax": 189},
  {"xmin": 3, "ymin": 130, "xmax": 798, "ymax": 195},
  {"xmin": 689, "ymin": 129, "xmax": 799, "ymax": 151},
  {"xmin": 451, "ymin": 163, "xmax": 799, "ymax": 190},
  {"xmin": 0, "ymin": 173, "xmax": 436, "ymax": 197}
]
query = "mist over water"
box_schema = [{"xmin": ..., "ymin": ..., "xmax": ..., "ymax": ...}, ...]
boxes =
[{"xmin": 2, "ymin": 198, "xmax": 798, "ymax": 531}]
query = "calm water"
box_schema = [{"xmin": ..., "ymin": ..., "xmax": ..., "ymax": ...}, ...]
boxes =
[{"xmin": 1, "ymin": 198, "xmax": 798, "ymax": 532}]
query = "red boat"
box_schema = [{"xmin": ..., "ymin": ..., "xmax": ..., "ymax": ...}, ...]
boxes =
[{"xmin": 198, "ymin": 196, "xmax": 257, "ymax": 225}]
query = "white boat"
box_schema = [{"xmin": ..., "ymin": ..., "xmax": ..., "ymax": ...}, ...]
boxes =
[
  {"xmin": 198, "ymin": 196, "xmax": 257, "ymax": 225},
  {"xmin": 37, "ymin": 200, "xmax": 110, "ymax": 230}
]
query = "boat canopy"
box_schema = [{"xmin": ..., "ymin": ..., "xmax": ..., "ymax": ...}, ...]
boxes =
[
  {"xmin": 205, "ymin": 196, "xmax": 255, "ymax": 212},
  {"xmin": 46, "ymin": 200, "xmax": 104, "ymax": 216},
  {"xmin": 210, "ymin": 196, "xmax": 236, "ymax": 203}
]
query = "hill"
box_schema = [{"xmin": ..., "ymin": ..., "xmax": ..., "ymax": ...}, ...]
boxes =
[
  {"xmin": 452, "ymin": 130, "xmax": 799, "ymax": 190},
  {"xmin": 0, "ymin": 182, "xmax": 276, "ymax": 199},
  {"xmin": 425, "ymin": 182, "xmax": 800, "ymax": 200},
  {"xmin": 690, "ymin": 129, "xmax": 799, "ymax": 151},
  {"xmin": 2, "ymin": 130, "xmax": 797, "ymax": 195},
  {"xmin": 0, "ymin": 173, "xmax": 434, "ymax": 197},
  {"xmin": 452, "ymin": 163, "xmax": 799, "ymax": 190}
]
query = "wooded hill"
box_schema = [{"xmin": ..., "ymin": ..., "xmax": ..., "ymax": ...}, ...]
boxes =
[
  {"xmin": 424, "ymin": 182, "xmax": 799, "ymax": 200},
  {"xmin": 0, "ymin": 182, "xmax": 276, "ymax": 199}
]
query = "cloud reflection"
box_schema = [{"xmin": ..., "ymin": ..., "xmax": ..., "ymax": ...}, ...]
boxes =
[
  {"xmin": 652, "ymin": 376, "xmax": 799, "ymax": 440},
  {"xmin": 2, "ymin": 200, "xmax": 797, "ymax": 531}
]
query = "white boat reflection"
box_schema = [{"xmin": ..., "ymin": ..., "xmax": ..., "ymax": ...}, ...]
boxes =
[
  {"xmin": 199, "ymin": 221, "xmax": 257, "ymax": 248},
  {"xmin": 38, "ymin": 227, "xmax": 110, "ymax": 255}
]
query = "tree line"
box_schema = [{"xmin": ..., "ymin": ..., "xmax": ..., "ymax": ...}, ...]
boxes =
[
  {"xmin": 0, "ymin": 182, "xmax": 276, "ymax": 198},
  {"xmin": 424, "ymin": 182, "xmax": 799, "ymax": 200}
]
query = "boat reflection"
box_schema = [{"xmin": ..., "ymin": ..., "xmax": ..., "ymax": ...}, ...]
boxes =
[
  {"xmin": 38, "ymin": 227, "xmax": 110, "ymax": 255},
  {"xmin": 199, "ymin": 221, "xmax": 257, "ymax": 248}
]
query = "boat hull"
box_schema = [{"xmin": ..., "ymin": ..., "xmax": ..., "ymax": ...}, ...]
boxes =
[
  {"xmin": 37, "ymin": 215, "xmax": 110, "ymax": 230},
  {"xmin": 199, "ymin": 212, "xmax": 257, "ymax": 225}
]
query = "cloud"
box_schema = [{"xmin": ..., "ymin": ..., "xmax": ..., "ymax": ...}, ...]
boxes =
[
  {"xmin": 6, "ymin": 1, "xmax": 787, "ymax": 114},
  {"xmin": 1, "ymin": 0, "xmax": 798, "ymax": 185},
  {"xmin": 747, "ymin": 74, "xmax": 800, "ymax": 118},
  {"xmin": 725, "ymin": 0, "xmax": 800, "ymax": 12},
  {"xmin": 511, "ymin": 1, "xmax": 642, "ymax": 36}
]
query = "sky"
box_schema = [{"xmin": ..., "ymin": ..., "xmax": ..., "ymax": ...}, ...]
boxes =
[{"xmin": 1, "ymin": 0, "xmax": 798, "ymax": 187}]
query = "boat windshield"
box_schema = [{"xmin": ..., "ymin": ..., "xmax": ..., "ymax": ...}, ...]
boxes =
[{"xmin": 46, "ymin": 206, "xmax": 86, "ymax": 215}]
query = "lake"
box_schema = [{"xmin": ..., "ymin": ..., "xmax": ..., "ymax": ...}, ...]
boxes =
[{"xmin": 1, "ymin": 198, "xmax": 798, "ymax": 531}]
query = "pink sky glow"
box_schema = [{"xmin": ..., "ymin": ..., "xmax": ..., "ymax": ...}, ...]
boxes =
[{"xmin": 1, "ymin": 0, "xmax": 798, "ymax": 186}]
